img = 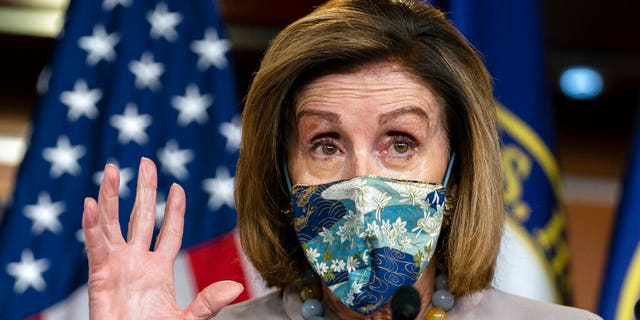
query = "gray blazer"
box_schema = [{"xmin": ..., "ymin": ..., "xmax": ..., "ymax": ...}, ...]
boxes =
[{"xmin": 215, "ymin": 286, "xmax": 602, "ymax": 319}]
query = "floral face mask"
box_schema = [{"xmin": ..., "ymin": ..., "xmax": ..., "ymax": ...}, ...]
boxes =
[{"xmin": 289, "ymin": 155, "xmax": 453, "ymax": 315}]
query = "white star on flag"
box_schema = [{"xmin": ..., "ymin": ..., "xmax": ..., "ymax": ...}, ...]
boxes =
[
  {"xmin": 78, "ymin": 25, "xmax": 120, "ymax": 65},
  {"xmin": 60, "ymin": 79, "xmax": 102, "ymax": 121},
  {"xmin": 6, "ymin": 250, "xmax": 50, "ymax": 294},
  {"xmin": 109, "ymin": 103, "xmax": 152, "ymax": 145},
  {"xmin": 129, "ymin": 52, "xmax": 165, "ymax": 91},
  {"xmin": 171, "ymin": 84, "xmax": 212, "ymax": 126},
  {"xmin": 23, "ymin": 192, "xmax": 65, "ymax": 235},
  {"xmin": 42, "ymin": 135, "xmax": 86, "ymax": 178},
  {"xmin": 190, "ymin": 28, "xmax": 231, "ymax": 70},
  {"xmin": 157, "ymin": 140, "xmax": 194, "ymax": 180},
  {"xmin": 219, "ymin": 116, "xmax": 241, "ymax": 152},
  {"xmin": 102, "ymin": 0, "xmax": 132, "ymax": 11},
  {"xmin": 92, "ymin": 164, "xmax": 134, "ymax": 198},
  {"xmin": 76, "ymin": 229, "xmax": 85, "ymax": 245},
  {"xmin": 147, "ymin": 2, "xmax": 182, "ymax": 42},
  {"xmin": 202, "ymin": 166, "xmax": 235, "ymax": 210}
]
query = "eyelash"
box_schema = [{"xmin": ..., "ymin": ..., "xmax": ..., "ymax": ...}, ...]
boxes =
[{"xmin": 308, "ymin": 133, "xmax": 419, "ymax": 158}]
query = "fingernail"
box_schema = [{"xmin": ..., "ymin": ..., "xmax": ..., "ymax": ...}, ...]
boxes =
[
  {"xmin": 170, "ymin": 182, "xmax": 182, "ymax": 191},
  {"xmin": 140, "ymin": 157, "xmax": 152, "ymax": 180}
]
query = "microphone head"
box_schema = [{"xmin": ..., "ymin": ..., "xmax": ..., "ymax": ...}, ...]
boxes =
[{"xmin": 390, "ymin": 285, "xmax": 421, "ymax": 320}]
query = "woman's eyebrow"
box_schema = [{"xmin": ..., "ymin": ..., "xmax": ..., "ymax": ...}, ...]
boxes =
[
  {"xmin": 296, "ymin": 109, "xmax": 342, "ymax": 124},
  {"xmin": 378, "ymin": 106, "xmax": 429, "ymax": 125}
]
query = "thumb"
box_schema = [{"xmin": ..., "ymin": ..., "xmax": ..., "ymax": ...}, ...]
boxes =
[{"xmin": 182, "ymin": 280, "xmax": 244, "ymax": 320}]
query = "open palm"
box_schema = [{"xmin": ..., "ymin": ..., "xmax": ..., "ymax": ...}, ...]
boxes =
[{"xmin": 82, "ymin": 158, "xmax": 243, "ymax": 319}]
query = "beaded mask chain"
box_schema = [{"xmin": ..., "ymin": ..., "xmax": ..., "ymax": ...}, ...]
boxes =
[{"xmin": 298, "ymin": 271, "xmax": 455, "ymax": 320}]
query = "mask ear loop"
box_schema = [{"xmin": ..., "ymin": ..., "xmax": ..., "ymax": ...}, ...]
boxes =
[
  {"xmin": 442, "ymin": 153, "xmax": 456, "ymax": 188},
  {"xmin": 438, "ymin": 153, "xmax": 456, "ymax": 281}
]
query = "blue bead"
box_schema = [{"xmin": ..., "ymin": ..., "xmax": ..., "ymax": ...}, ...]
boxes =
[
  {"xmin": 432, "ymin": 289, "xmax": 454, "ymax": 311},
  {"xmin": 302, "ymin": 299, "xmax": 324, "ymax": 319},
  {"xmin": 434, "ymin": 273, "xmax": 448, "ymax": 291}
]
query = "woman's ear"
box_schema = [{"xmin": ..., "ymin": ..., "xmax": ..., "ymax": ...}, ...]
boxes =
[
  {"xmin": 444, "ymin": 183, "xmax": 458, "ymax": 226},
  {"xmin": 447, "ymin": 183, "xmax": 458, "ymax": 196}
]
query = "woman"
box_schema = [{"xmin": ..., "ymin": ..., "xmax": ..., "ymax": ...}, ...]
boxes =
[{"xmin": 82, "ymin": 0, "xmax": 602, "ymax": 319}]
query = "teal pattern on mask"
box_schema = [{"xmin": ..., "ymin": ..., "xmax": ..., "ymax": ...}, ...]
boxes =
[{"xmin": 291, "ymin": 176, "xmax": 447, "ymax": 315}]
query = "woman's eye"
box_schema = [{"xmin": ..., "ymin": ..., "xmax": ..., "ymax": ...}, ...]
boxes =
[
  {"xmin": 309, "ymin": 136, "xmax": 340, "ymax": 157},
  {"xmin": 321, "ymin": 144, "xmax": 338, "ymax": 155},
  {"xmin": 387, "ymin": 134, "xmax": 418, "ymax": 156},
  {"xmin": 393, "ymin": 141, "xmax": 410, "ymax": 154}
]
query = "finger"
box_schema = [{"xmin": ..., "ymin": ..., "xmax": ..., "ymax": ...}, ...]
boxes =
[
  {"xmin": 154, "ymin": 183, "xmax": 185, "ymax": 257},
  {"xmin": 97, "ymin": 163, "xmax": 125, "ymax": 246},
  {"xmin": 82, "ymin": 197, "xmax": 109, "ymax": 268},
  {"xmin": 182, "ymin": 281, "xmax": 244, "ymax": 320},
  {"xmin": 127, "ymin": 157, "xmax": 157, "ymax": 247}
]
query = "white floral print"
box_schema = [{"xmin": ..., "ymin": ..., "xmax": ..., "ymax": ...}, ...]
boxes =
[
  {"xmin": 305, "ymin": 246, "xmax": 320, "ymax": 261},
  {"xmin": 316, "ymin": 261, "xmax": 329, "ymax": 276},
  {"xmin": 336, "ymin": 210, "xmax": 361, "ymax": 244},
  {"xmin": 347, "ymin": 256, "xmax": 360, "ymax": 273},
  {"xmin": 319, "ymin": 226, "xmax": 335, "ymax": 245},
  {"xmin": 331, "ymin": 259, "xmax": 346, "ymax": 273}
]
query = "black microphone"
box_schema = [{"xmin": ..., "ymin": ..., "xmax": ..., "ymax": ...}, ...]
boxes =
[
  {"xmin": 635, "ymin": 298, "xmax": 639, "ymax": 320},
  {"xmin": 390, "ymin": 285, "xmax": 421, "ymax": 320}
]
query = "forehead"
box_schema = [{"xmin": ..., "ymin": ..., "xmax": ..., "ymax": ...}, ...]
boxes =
[{"xmin": 293, "ymin": 61, "xmax": 444, "ymax": 124}]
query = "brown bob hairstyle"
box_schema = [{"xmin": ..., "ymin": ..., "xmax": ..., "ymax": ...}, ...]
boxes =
[{"xmin": 235, "ymin": 0, "xmax": 504, "ymax": 297}]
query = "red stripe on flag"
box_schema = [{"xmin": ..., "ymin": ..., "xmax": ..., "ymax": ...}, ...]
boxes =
[{"xmin": 185, "ymin": 231, "xmax": 250, "ymax": 303}]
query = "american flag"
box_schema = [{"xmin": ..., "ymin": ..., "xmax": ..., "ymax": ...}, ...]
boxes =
[{"xmin": 0, "ymin": 0, "xmax": 265, "ymax": 319}]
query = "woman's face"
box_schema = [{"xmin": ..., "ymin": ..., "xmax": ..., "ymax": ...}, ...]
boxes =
[{"xmin": 287, "ymin": 60, "xmax": 450, "ymax": 186}]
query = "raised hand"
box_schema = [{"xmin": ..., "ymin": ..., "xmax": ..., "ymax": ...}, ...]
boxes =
[{"xmin": 82, "ymin": 157, "xmax": 243, "ymax": 320}]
